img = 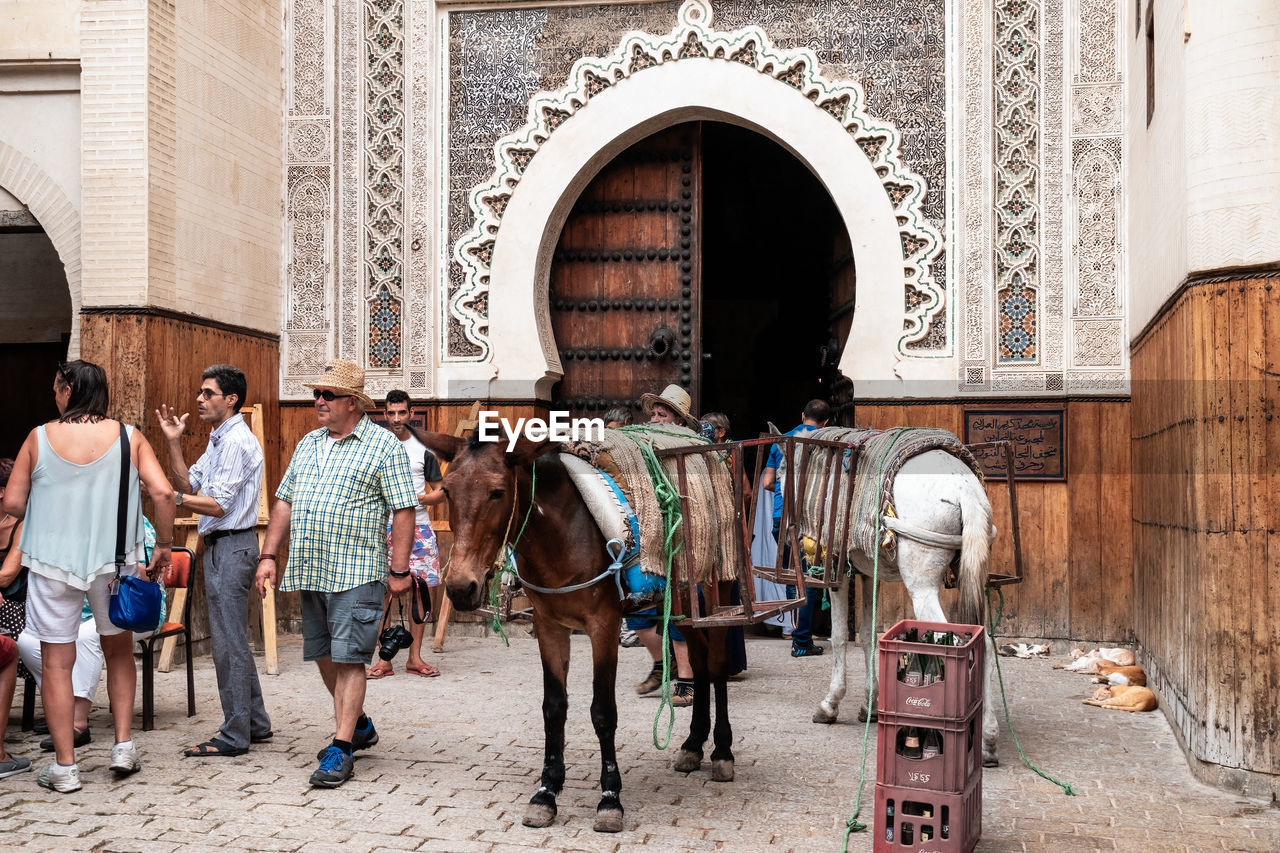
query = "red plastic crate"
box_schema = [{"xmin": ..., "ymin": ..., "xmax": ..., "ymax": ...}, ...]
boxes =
[
  {"xmin": 876, "ymin": 705, "xmax": 982, "ymax": 793},
  {"xmin": 877, "ymin": 619, "xmax": 985, "ymax": 720},
  {"xmin": 873, "ymin": 775, "xmax": 981, "ymax": 853}
]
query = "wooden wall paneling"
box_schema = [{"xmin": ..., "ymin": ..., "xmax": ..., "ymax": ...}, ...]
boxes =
[
  {"xmin": 1065, "ymin": 402, "xmax": 1101, "ymax": 640},
  {"xmin": 1036, "ymin": 475, "xmax": 1069, "ymax": 639},
  {"xmin": 1226, "ymin": 282, "xmax": 1252, "ymax": 768},
  {"xmin": 1240, "ymin": 280, "xmax": 1272, "ymax": 771},
  {"xmin": 1260, "ymin": 279, "xmax": 1280, "ymax": 774},
  {"xmin": 1012, "ymin": 480, "xmax": 1046, "ymax": 638},
  {"xmin": 1100, "ymin": 402, "xmax": 1133, "ymax": 641},
  {"xmin": 1186, "ymin": 289, "xmax": 1210, "ymax": 726},
  {"xmin": 1202, "ymin": 285, "xmax": 1235, "ymax": 764}
]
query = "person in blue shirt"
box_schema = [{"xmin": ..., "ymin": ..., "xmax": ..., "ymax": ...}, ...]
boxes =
[{"xmin": 758, "ymin": 399, "xmax": 831, "ymax": 657}]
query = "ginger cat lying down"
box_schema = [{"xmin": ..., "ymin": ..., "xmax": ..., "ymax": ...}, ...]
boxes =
[
  {"xmin": 1054, "ymin": 647, "xmax": 1137, "ymax": 673},
  {"xmin": 1090, "ymin": 660, "xmax": 1147, "ymax": 686},
  {"xmin": 1082, "ymin": 684, "xmax": 1158, "ymax": 712}
]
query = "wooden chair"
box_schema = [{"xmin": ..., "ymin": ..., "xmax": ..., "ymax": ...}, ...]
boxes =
[{"xmin": 138, "ymin": 546, "xmax": 196, "ymax": 731}]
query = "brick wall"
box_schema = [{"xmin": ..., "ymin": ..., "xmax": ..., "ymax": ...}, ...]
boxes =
[
  {"xmin": 80, "ymin": 0, "xmax": 150, "ymax": 307},
  {"xmin": 79, "ymin": 0, "xmax": 283, "ymax": 331}
]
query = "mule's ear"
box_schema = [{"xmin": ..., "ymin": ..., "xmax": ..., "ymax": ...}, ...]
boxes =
[
  {"xmin": 420, "ymin": 431, "xmax": 466, "ymax": 463},
  {"xmin": 505, "ymin": 436, "xmax": 557, "ymax": 468}
]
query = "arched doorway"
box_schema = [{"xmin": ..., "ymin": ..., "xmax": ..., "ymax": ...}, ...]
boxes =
[
  {"xmin": 0, "ymin": 189, "xmax": 71, "ymax": 457},
  {"xmin": 547, "ymin": 121, "xmax": 847, "ymax": 437}
]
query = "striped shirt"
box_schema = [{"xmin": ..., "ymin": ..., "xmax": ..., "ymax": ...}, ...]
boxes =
[
  {"xmin": 275, "ymin": 415, "xmax": 416, "ymax": 593},
  {"xmin": 187, "ymin": 413, "xmax": 264, "ymax": 536}
]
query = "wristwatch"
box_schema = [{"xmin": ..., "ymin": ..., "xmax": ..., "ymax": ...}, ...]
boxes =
[{"xmin": 175, "ymin": 492, "xmax": 185, "ymax": 506}]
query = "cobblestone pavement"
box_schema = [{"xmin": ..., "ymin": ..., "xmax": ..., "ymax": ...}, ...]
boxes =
[{"xmin": 2, "ymin": 631, "xmax": 1277, "ymax": 852}]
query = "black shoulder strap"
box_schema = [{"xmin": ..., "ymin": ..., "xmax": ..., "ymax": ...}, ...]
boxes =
[{"xmin": 115, "ymin": 423, "xmax": 130, "ymax": 572}]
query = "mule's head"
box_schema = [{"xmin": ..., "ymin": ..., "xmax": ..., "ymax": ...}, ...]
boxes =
[{"xmin": 420, "ymin": 431, "xmax": 553, "ymax": 611}]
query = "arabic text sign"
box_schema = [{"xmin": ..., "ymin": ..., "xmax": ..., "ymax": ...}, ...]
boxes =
[{"xmin": 964, "ymin": 409, "xmax": 1066, "ymax": 480}]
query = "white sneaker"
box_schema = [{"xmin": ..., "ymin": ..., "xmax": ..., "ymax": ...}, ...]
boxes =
[
  {"xmin": 37, "ymin": 762, "xmax": 82, "ymax": 793},
  {"xmin": 109, "ymin": 742, "xmax": 141, "ymax": 776}
]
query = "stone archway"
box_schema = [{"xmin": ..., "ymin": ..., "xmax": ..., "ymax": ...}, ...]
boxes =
[
  {"xmin": 0, "ymin": 139, "xmax": 82, "ymax": 356},
  {"xmin": 454, "ymin": 0, "xmax": 943, "ymax": 399}
]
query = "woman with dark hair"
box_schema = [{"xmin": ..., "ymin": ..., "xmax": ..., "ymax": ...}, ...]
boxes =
[{"xmin": 2, "ymin": 360, "xmax": 175, "ymax": 793}]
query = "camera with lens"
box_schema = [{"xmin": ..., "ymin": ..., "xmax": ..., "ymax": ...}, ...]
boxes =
[{"xmin": 377, "ymin": 623, "xmax": 413, "ymax": 661}]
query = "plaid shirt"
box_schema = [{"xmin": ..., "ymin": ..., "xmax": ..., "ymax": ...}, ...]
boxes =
[{"xmin": 276, "ymin": 415, "xmax": 416, "ymax": 592}]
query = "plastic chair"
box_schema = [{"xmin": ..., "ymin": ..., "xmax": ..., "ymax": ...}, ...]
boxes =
[{"xmin": 138, "ymin": 546, "xmax": 195, "ymax": 731}]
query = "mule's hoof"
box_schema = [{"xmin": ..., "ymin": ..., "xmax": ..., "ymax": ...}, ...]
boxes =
[
  {"xmin": 673, "ymin": 749, "xmax": 703, "ymax": 774},
  {"xmin": 711, "ymin": 759, "xmax": 734, "ymax": 782},
  {"xmin": 522, "ymin": 803, "xmax": 557, "ymax": 828},
  {"xmin": 982, "ymin": 755, "xmax": 1000, "ymax": 768},
  {"xmin": 593, "ymin": 806, "xmax": 625, "ymax": 833},
  {"xmin": 856, "ymin": 707, "xmax": 878, "ymax": 723},
  {"xmin": 812, "ymin": 706, "xmax": 838, "ymax": 725}
]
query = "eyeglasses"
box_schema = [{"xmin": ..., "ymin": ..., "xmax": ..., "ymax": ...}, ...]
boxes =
[
  {"xmin": 313, "ymin": 389, "xmax": 353, "ymax": 401},
  {"xmin": 196, "ymin": 389, "xmax": 225, "ymax": 400}
]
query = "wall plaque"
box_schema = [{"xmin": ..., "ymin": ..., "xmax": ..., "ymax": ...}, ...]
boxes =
[{"xmin": 963, "ymin": 409, "xmax": 1066, "ymax": 480}]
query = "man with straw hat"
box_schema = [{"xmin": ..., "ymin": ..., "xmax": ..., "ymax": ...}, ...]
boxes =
[
  {"xmin": 255, "ymin": 359, "xmax": 417, "ymax": 788},
  {"xmin": 626, "ymin": 383, "xmax": 708, "ymax": 706},
  {"xmin": 638, "ymin": 384, "xmax": 703, "ymax": 433}
]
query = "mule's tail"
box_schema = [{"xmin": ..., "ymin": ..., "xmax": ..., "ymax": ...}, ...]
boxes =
[{"xmin": 956, "ymin": 477, "xmax": 993, "ymax": 627}]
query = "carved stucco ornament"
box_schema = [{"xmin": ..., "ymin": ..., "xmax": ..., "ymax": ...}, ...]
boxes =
[{"xmin": 451, "ymin": 0, "xmax": 945, "ymax": 362}]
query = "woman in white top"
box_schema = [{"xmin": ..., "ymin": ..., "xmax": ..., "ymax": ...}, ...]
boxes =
[{"xmin": 2, "ymin": 360, "xmax": 174, "ymax": 793}]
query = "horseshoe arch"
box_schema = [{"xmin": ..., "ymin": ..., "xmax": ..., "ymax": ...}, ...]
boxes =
[{"xmin": 454, "ymin": 0, "xmax": 943, "ymax": 399}]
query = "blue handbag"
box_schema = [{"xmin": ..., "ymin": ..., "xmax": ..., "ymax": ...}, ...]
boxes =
[{"xmin": 107, "ymin": 424, "xmax": 164, "ymax": 633}]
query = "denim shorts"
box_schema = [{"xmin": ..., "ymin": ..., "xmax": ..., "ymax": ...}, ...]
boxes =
[
  {"xmin": 300, "ymin": 580, "xmax": 386, "ymax": 665},
  {"xmin": 623, "ymin": 612, "xmax": 685, "ymax": 642}
]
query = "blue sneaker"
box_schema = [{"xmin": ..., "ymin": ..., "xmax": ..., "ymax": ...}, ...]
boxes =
[
  {"xmin": 315, "ymin": 718, "xmax": 378, "ymax": 760},
  {"xmin": 309, "ymin": 746, "xmax": 353, "ymax": 788},
  {"xmin": 353, "ymin": 718, "xmax": 378, "ymax": 751}
]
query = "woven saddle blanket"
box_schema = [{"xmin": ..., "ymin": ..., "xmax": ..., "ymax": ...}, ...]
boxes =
[
  {"xmin": 795, "ymin": 426, "xmax": 983, "ymax": 567},
  {"xmin": 561, "ymin": 425, "xmax": 741, "ymax": 585}
]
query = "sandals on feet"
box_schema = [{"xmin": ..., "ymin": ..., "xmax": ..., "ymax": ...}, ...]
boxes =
[
  {"xmin": 366, "ymin": 665, "xmax": 395, "ymax": 680},
  {"xmin": 406, "ymin": 663, "xmax": 440, "ymax": 678},
  {"xmin": 183, "ymin": 738, "xmax": 248, "ymax": 758}
]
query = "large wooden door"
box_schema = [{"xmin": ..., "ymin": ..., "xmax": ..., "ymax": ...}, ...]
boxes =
[
  {"xmin": 550, "ymin": 124, "xmax": 702, "ymax": 418},
  {"xmin": 825, "ymin": 227, "xmax": 856, "ymax": 426}
]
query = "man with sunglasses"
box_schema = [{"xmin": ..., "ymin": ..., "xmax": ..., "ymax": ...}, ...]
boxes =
[
  {"xmin": 156, "ymin": 365, "xmax": 272, "ymax": 759},
  {"xmin": 254, "ymin": 358, "xmax": 416, "ymax": 789}
]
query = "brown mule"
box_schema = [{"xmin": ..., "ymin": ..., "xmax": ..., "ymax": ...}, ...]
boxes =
[{"xmin": 421, "ymin": 432, "xmax": 736, "ymax": 833}]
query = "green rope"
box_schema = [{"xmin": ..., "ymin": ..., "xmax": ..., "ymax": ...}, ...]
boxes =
[
  {"xmin": 618, "ymin": 427, "xmax": 688, "ymax": 749},
  {"xmin": 487, "ymin": 465, "xmax": 538, "ymax": 646},
  {"xmin": 986, "ymin": 585, "xmax": 1077, "ymax": 796},
  {"xmin": 841, "ymin": 431, "xmax": 902, "ymax": 849}
]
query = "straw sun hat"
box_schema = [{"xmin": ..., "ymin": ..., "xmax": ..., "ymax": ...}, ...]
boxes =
[
  {"xmin": 639, "ymin": 384, "xmax": 700, "ymax": 431},
  {"xmin": 303, "ymin": 358, "xmax": 375, "ymax": 408}
]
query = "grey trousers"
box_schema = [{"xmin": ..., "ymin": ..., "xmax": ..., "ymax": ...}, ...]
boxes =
[{"xmin": 205, "ymin": 531, "xmax": 272, "ymax": 750}]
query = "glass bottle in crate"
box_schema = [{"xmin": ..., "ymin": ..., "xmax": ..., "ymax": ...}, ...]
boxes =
[
  {"xmin": 899, "ymin": 727, "xmax": 923, "ymax": 759},
  {"xmin": 921, "ymin": 728, "xmax": 942, "ymax": 759},
  {"xmin": 884, "ymin": 799, "xmax": 894, "ymax": 842},
  {"xmin": 903, "ymin": 653, "xmax": 924, "ymax": 686}
]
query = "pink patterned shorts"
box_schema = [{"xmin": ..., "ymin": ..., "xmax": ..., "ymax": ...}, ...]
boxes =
[{"xmin": 387, "ymin": 523, "xmax": 442, "ymax": 587}]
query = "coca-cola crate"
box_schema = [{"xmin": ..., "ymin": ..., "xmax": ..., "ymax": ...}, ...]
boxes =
[
  {"xmin": 873, "ymin": 775, "xmax": 981, "ymax": 853},
  {"xmin": 876, "ymin": 705, "xmax": 982, "ymax": 794},
  {"xmin": 877, "ymin": 619, "xmax": 985, "ymax": 720}
]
